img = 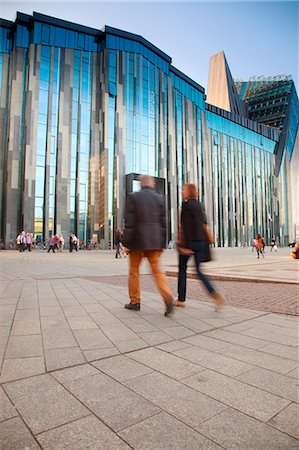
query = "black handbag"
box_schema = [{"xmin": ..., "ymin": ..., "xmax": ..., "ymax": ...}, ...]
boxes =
[{"xmin": 198, "ymin": 239, "xmax": 212, "ymax": 262}]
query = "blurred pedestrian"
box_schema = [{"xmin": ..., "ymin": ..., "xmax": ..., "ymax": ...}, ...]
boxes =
[
  {"xmin": 69, "ymin": 233, "xmax": 78, "ymax": 252},
  {"xmin": 251, "ymin": 238, "xmax": 257, "ymax": 252},
  {"xmin": 291, "ymin": 243, "xmax": 299, "ymax": 259},
  {"xmin": 123, "ymin": 175, "xmax": 174, "ymax": 316},
  {"xmin": 19, "ymin": 230, "xmax": 26, "ymax": 252},
  {"xmin": 114, "ymin": 228, "xmax": 122, "ymax": 258},
  {"xmin": 69, "ymin": 233, "xmax": 73, "ymax": 252},
  {"xmin": 59, "ymin": 234, "xmax": 64, "ymax": 252},
  {"xmin": 270, "ymin": 237, "xmax": 277, "ymax": 252},
  {"xmin": 48, "ymin": 235, "xmax": 56, "ymax": 253},
  {"xmin": 72, "ymin": 234, "xmax": 78, "ymax": 251},
  {"xmin": 256, "ymin": 234, "xmax": 264, "ymax": 259},
  {"xmin": 16, "ymin": 233, "xmax": 21, "ymax": 251},
  {"xmin": 25, "ymin": 233, "xmax": 32, "ymax": 251},
  {"xmin": 176, "ymin": 183, "xmax": 224, "ymax": 311},
  {"xmin": 54, "ymin": 234, "xmax": 60, "ymax": 252}
]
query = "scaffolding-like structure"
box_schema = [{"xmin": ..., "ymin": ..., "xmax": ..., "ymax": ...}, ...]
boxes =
[
  {"xmin": 234, "ymin": 76, "xmax": 294, "ymax": 130},
  {"xmin": 235, "ymin": 75, "xmax": 292, "ymax": 102}
]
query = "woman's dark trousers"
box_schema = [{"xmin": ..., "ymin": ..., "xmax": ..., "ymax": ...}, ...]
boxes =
[{"xmin": 178, "ymin": 241, "xmax": 215, "ymax": 302}]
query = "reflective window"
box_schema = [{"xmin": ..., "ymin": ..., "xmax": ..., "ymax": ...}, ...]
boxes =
[{"xmin": 0, "ymin": 27, "xmax": 12, "ymax": 53}]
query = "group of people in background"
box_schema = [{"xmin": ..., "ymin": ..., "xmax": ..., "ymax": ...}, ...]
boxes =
[
  {"xmin": 252, "ymin": 235, "xmax": 279, "ymax": 259},
  {"xmin": 15, "ymin": 231, "xmax": 80, "ymax": 253},
  {"xmin": 16, "ymin": 230, "xmax": 33, "ymax": 252}
]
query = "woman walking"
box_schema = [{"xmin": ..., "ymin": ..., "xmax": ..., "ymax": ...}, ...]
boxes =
[{"xmin": 176, "ymin": 183, "xmax": 223, "ymax": 311}]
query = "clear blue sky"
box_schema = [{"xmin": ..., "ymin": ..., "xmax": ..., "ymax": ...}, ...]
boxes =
[{"xmin": 0, "ymin": 1, "xmax": 298, "ymax": 91}]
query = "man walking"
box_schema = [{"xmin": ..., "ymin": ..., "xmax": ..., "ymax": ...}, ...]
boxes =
[{"xmin": 123, "ymin": 175, "xmax": 174, "ymax": 316}]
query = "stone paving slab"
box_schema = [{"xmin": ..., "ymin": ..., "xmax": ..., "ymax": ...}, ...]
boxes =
[
  {"xmin": 0, "ymin": 386, "xmax": 17, "ymax": 422},
  {"xmin": 3, "ymin": 374, "xmax": 90, "ymax": 434},
  {"xmin": 198, "ymin": 407, "xmax": 299, "ymax": 450},
  {"xmin": 83, "ymin": 347, "xmax": 120, "ymax": 362},
  {"xmin": 119, "ymin": 411, "xmax": 222, "ymax": 450},
  {"xmin": 56, "ymin": 370, "xmax": 161, "ymax": 432},
  {"xmin": 0, "ymin": 417, "xmax": 41, "ymax": 450},
  {"xmin": 44, "ymin": 347, "xmax": 86, "ymax": 372},
  {"xmin": 42, "ymin": 329, "xmax": 78, "ymax": 349},
  {"xmin": 173, "ymin": 345, "xmax": 252, "ymax": 377},
  {"xmin": 203, "ymin": 329, "xmax": 268, "ymax": 349},
  {"xmin": 287, "ymin": 367, "xmax": 299, "ymax": 379},
  {"xmin": 72, "ymin": 328, "xmax": 114, "ymax": 350},
  {"xmin": 181, "ymin": 334, "xmax": 232, "ymax": 352},
  {"xmin": 36, "ymin": 415, "xmax": 131, "ymax": 450},
  {"xmin": 268, "ymin": 403, "xmax": 299, "ymax": 439},
  {"xmin": 183, "ymin": 369, "xmax": 291, "ymax": 422},
  {"xmin": 251, "ymin": 341, "xmax": 299, "ymax": 361},
  {"xmin": 92, "ymin": 355, "xmax": 154, "ymax": 382},
  {"xmin": 0, "ymin": 356, "xmax": 45, "ymax": 383},
  {"xmin": 123, "ymin": 371, "xmax": 228, "ymax": 430},
  {"xmin": 127, "ymin": 347, "xmax": 204, "ymax": 380},
  {"xmin": 220, "ymin": 343, "xmax": 298, "ymax": 374},
  {"xmin": 136, "ymin": 330, "xmax": 173, "ymax": 346},
  {"xmin": 238, "ymin": 326, "xmax": 299, "ymax": 347},
  {"xmin": 5, "ymin": 334, "xmax": 43, "ymax": 358},
  {"xmin": 236, "ymin": 367, "xmax": 299, "ymax": 402}
]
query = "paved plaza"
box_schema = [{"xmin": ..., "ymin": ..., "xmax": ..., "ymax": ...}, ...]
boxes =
[{"xmin": 0, "ymin": 248, "xmax": 298, "ymax": 449}]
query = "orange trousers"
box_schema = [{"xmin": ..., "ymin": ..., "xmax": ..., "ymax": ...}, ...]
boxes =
[{"xmin": 128, "ymin": 250, "xmax": 173, "ymax": 305}]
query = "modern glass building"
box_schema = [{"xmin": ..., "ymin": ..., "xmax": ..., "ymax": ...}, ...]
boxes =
[{"xmin": 0, "ymin": 13, "xmax": 298, "ymax": 248}]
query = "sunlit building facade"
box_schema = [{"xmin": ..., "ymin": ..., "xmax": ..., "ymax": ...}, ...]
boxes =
[{"xmin": 0, "ymin": 13, "xmax": 298, "ymax": 248}]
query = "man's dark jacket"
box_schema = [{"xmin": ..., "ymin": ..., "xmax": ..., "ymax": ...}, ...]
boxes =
[{"xmin": 123, "ymin": 187, "xmax": 167, "ymax": 251}]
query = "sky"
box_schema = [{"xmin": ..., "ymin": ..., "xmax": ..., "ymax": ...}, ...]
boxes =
[{"xmin": 0, "ymin": 1, "xmax": 298, "ymax": 91}]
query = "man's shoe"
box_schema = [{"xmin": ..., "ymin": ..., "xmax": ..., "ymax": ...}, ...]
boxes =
[
  {"xmin": 125, "ymin": 302, "xmax": 140, "ymax": 311},
  {"xmin": 164, "ymin": 300, "xmax": 174, "ymax": 317},
  {"xmin": 175, "ymin": 300, "xmax": 186, "ymax": 307}
]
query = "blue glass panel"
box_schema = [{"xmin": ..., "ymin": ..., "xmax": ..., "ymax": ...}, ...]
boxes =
[
  {"xmin": 15, "ymin": 25, "xmax": 30, "ymax": 48},
  {"xmin": 78, "ymin": 33, "xmax": 85, "ymax": 49},
  {"xmin": 38, "ymin": 90, "xmax": 48, "ymax": 115},
  {"xmin": 41, "ymin": 24, "xmax": 50, "ymax": 44},
  {"xmin": 67, "ymin": 30, "xmax": 76, "ymax": 48},
  {"xmin": 54, "ymin": 27, "xmax": 66, "ymax": 46},
  {"xmin": 0, "ymin": 27, "xmax": 12, "ymax": 53}
]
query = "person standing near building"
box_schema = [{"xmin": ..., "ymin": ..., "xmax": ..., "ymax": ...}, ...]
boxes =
[
  {"xmin": 251, "ymin": 238, "xmax": 257, "ymax": 252},
  {"xmin": 69, "ymin": 233, "xmax": 74, "ymax": 252},
  {"xmin": 176, "ymin": 183, "xmax": 224, "ymax": 310},
  {"xmin": 16, "ymin": 233, "xmax": 21, "ymax": 251},
  {"xmin": 19, "ymin": 230, "xmax": 26, "ymax": 252},
  {"xmin": 114, "ymin": 229, "xmax": 122, "ymax": 258},
  {"xmin": 270, "ymin": 237, "xmax": 277, "ymax": 252},
  {"xmin": 48, "ymin": 235, "xmax": 56, "ymax": 253},
  {"xmin": 256, "ymin": 234, "xmax": 264, "ymax": 259},
  {"xmin": 25, "ymin": 233, "xmax": 32, "ymax": 251},
  {"xmin": 123, "ymin": 175, "xmax": 174, "ymax": 316},
  {"xmin": 59, "ymin": 234, "xmax": 64, "ymax": 252},
  {"xmin": 72, "ymin": 234, "xmax": 78, "ymax": 251},
  {"xmin": 291, "ymin": 243, "xmax": 299, "ymax": 259}
]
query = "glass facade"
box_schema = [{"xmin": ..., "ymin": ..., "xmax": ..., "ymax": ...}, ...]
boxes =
[
  {"xmin": 0, "ymin": 12, "xmax": 297, "ymax": 248},
  {"xmin": 35, "ymin": 45, "xmax": 50, "ymax": 238}
]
